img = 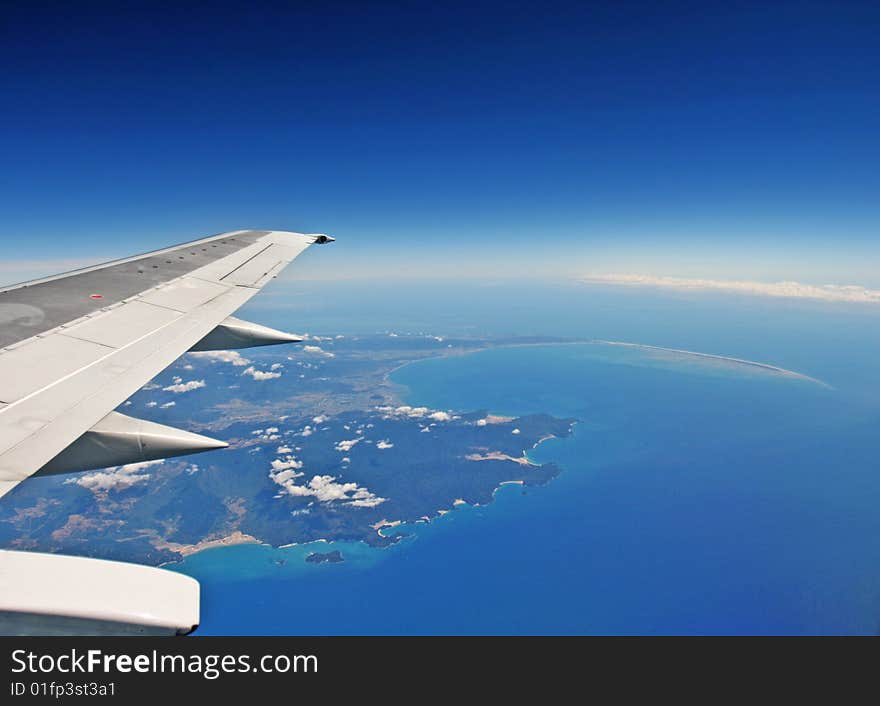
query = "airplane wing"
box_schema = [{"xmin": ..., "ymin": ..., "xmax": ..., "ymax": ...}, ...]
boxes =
[{"xmin": 0, "ymin": 229, "xmax": 333, "ymax": 635}]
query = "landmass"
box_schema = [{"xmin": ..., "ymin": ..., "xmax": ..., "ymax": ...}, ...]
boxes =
[
  {"xmin": 0, "ymin": 333, "xmax": 576, "ymax": 566},
  {"xmin": 592, "ymin": 340, "xmax": 831, "ymax": 387},
  {"xmin": 306, "ymin": 550, "xmax": 344, "ymax": 564}
]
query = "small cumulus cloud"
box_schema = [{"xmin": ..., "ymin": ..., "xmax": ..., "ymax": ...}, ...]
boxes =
[
  {"xmin": 271, "ymin": 456, "xmax": 304, "ymax": 472},
  {"xmin": 375, "ymin": 405, "xmax": 457, "ymax": 421},
  {"xmin": 66, "ymin": 460, "xmax": 163, "ymax": 493},
  {"xmin": 335, "ymin": 437, "xmax": 364, "ymax": 452},
  {"xmin": 163, "ymin": 379, "xmax": 206, "ymax": 394},
  {"xmin": 302, "ymin": 345, "xmax": 335, "ymax": 358},
  {"xmin": 188, "ymin": 350, "xmax": 252, "ymax": 366},
  {"xmin": 271, "ymin": 473, "xmax": 385, "ymax": 507},
  {"xmin": 376, "ymin": 439, "xmax": 394, "ymax": 450},
  {"xmin": 160, "ymin": 401, "xmax": 176, "ymax": 409},
  {"xmin": 242, "ymin": 366, "xmax": 282, "ymax": 381}
]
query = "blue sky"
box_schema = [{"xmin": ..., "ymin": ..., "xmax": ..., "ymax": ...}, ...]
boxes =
[{"xmin": 2, "ymin": 1, "xmax": 879, "ymax": 285}]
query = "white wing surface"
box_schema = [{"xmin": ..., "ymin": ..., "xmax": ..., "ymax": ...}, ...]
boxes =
[
  {"xmin": 0, "ymin": 229, "xmax": 332, "ymax": 497},
  {"xmin": 0, "ymin": 229, "xmax": 333, "ymax": 634}
]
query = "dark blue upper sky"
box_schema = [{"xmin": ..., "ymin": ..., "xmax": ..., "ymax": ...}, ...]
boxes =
[{"xmin": 2, "ymin": 1, "xmax": 879, "ymax": 283}]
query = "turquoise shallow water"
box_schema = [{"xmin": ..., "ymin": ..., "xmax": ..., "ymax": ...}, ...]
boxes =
[{"xmin": 175, "ymin": 341, "xmax": 880, "ymax": 635}]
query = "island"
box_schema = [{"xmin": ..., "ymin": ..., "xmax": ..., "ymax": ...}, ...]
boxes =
[
  {"xmin": 0, "ymin": 333, "xmax": 577, "ymax": 566},
  {"xmin": 305, "ymin": 550, "xmax": 344, "ymax": 564}
]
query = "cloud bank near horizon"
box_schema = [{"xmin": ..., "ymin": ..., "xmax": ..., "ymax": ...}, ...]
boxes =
[{"xmin": 582, "ymin": 274, "xmax": 880, "ymax": 304}]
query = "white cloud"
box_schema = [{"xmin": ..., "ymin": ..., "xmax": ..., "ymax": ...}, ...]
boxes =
[
  {"xmin": 270, "ymin": 456, "xmax": 304, "ymax": 472},
  {"xmin": 188, "ymin": 350, "xmax": 252, "ymax": 366},
  {"xmin": 582, "ymin": 273, "xmax": 880, "ymax": 304},
  {"xmin": 276, "ymin": 445, "xmax": 293, "ymax": 454},
  {"xmin": 251, "ymin": 427, "xmax": 281, "ymax": 441},
  {"xmin": 242, "ymin": 366, "xmax": 282, "ymax": 381},
  {"xmin": 163, "ymin": 379, "xmax": 206, "ymax": 394},
  {"xmin": 375, "ymin": 405, "xmax": 456, "ymax": 421},
  {"xmin": 376, "ymin": 439, "xmax": 394, "ymax": 450},
  {"xmin": 300, "ymin": 426, "xmax": 313, "ymax": 437},
  {"xmin": 476, "ymin": 418, "xmax": 488, "ymax": 427},
  {"xmin": 269, "ymin": 468, "xmax": 305, "ymax": 493},
  {"xmin": 270, "ymin": 363, "xmax": 283, "ymax": 371},
  {"xmin": 271, "ymin": 473, "xmax": 385, "ymax": 507},
  {"xmin": 335, "ymin": 437, "xmax": 364, "ymax": 452},
  {"xmin": 302, "ymin": 345, "xmax": 335, "ymax": 358},
  {"xmin": 511, "ymin": 428, "xmax": 521, "ymax": 435},
  {"xmin": 312, "ymin": 414, "xmax": 328, "ymax": 424},
  {"xmin": 160, "ymin": 401, "xmax": 176, "ymax": 409},
  {"xmin": 146, "ymin": 401, "xmax": 158, "ymax": 408},
  {"xmin": 66, "ymin": 460, "xmax": 163, "ymax": 493}
]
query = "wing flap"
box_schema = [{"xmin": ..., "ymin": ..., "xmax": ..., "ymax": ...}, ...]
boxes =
[
  {"xmin": 138, "ymin": 277, "xmax": 230, "ymax": 312},
  {"xmin": 220, "ymin": 242, "xmax": 309, "ymax": 287},
  {"xmin": 60, "ymin": 301, "xmax": 182, "ymax": 348},
  {"xmin": 0, "ymin": 335, "xmax": 112, "ymax": 404}
]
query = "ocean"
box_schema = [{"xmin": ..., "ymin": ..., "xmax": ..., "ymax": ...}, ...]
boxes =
[{"xmin": 174, "ymin": 327, "xmax": 880, "ymax": 635}]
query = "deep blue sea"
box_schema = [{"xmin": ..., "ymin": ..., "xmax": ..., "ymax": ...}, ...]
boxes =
[{"xmin": 174, "ymin": 282, "xmax": 880, "ymax": 635}]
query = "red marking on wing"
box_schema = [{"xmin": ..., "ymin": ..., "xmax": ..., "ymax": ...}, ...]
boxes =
[{"xmin": 89, "ymin": 294, "xmax": 104, "ymax": 299}]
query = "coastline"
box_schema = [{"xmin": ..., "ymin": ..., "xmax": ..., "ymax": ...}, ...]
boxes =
[
  {"xmin": 382, "ymin": 337, "xmax": 829, "ymax": 397},
  {"xmin": 161, "ymin": 423, "xmax": 570, "ymax": 565},
  {"xmin": 160, "ymin": 334, "xmax": 810, "ymax": 566}
]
